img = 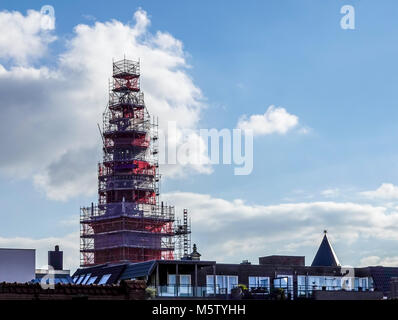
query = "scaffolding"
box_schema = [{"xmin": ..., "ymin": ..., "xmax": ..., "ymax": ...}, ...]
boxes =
[
  {"xmin": 80, "ymin": 58, "xmax": 190, "ymax": 267},
  {"xmin": 174, "ymin": 209, "xmax": 192, "ymax": 260}
]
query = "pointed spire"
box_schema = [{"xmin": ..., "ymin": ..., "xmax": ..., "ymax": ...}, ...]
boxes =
[{"xmin": 311, "ymin": 231, "xmax": 341, "ymax": 267}]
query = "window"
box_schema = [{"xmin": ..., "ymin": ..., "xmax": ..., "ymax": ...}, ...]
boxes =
[
  {"xmin": 179, "ymin": 275, "xmax": 191, "ymax": 295},
  {"xmin": 166, "ymin": 274, "xmax": 192, "ymax": 296},
  {"xmin": 369, "ymin": 277, "xmax": 374, "ymax": 291},
  {"xmin": 76, "ymin": 275, "xmax": 85, "ymax": 285},
  {"xmin": 297, "ymin": 276, "xmax": 307, "ymax": 297},
  {"xmin": 81, "ymin": 273, "xmax": 91, "ymax": 285},
  {"xmin": 167, "ymin": 274, "xmax": 176, "ymax": 295},
  {"xmin": 249, "ymin": 277, "xmax": 270, "ymax": 291},
  {"xmin": 168, "ymin": 274, "xmax": 176, "ymax": 286},
  {"xmin": 274, "ymin": 275, "xmax": 293, "ymax": 289},
  {"xmin": 274, "ymin": 275, "xmax": 294, "ymax": 299},
  {"xmin": 86, "ymin": 276, "xmax": 97, "ymax": 285},
  {"xmin": 298, "ymin": 276, "xmax": 342, "ymax": 296},
  {"xmin": 355, "ymin": 277, "xmax": 370, "ymax": 291},
  {"xmin": 229, "ymin": 276, "xmax": 238, "ymax": 293},
  {"xmin": 98, "ymin": 274, "xmax": 112, "ymax": 285},
  {"xmin": 206, "ymin": 275, "xmax": 238, "ymax": 294},
  {"xmin": 361, "ymin": 278, "xmax": 368, "ymax": 290},
  {"xmin": 342, "ymin": 278, "xmax": 352, "ymax": 291}
]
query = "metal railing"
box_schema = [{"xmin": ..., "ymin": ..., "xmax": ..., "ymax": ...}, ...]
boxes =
[
  {"xmin": 108, "ymin": 91, "xmax": 144, "ymax": 107},
  {"xmin": 151, "ymin": 285, "xmax": 219, "ymax": 298},
  {"xmin": 149, "ymin": 284, "xmax": 376, "ymax": 299},
  {"xmin": 98, "ymin": 163, "xmax": 158, "ymax": 178},
  {"xmin": 113, "ymin": 59, "xmax": 140, "ymax": 78},
  {"xmin": 80, "ymin": 203, "xmax": 175, "ymax": 222},
  {"xmin": 296, "ymin": 285, "xmax": 374, "ymax": 297}
]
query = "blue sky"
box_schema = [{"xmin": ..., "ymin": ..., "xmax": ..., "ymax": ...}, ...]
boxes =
[{"xmin": 2, "ymin": 0, "xmax": 398, "ymax": 271}]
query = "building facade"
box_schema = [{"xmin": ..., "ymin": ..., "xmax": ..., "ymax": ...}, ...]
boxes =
[{"xmin": 73, "ymin": 234, "xmax": 398, "ymax": 300}]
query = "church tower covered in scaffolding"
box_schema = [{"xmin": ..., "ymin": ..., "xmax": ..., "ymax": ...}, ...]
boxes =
[{"xmin": 80, "ymin": 59, "xmax": 189, "ymax": 267}]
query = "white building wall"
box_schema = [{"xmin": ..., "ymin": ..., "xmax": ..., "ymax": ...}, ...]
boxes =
[{"xmin": 0, "ymin": 248, "xmax": 35, "ymax": 283}]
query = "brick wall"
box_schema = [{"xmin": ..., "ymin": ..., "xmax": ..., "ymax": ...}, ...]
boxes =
[
  {"xmin": 0, "ymin": 280, "xmax": 146, "ymax": 300},
  {"xmin": 259, "ymin": 256, "xmax": 305, "ymax": 266}
]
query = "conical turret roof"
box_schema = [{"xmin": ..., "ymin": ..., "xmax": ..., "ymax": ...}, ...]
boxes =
[{"xmin": 311, "ymin": 231, "xmax": 341, "ymax": 267}]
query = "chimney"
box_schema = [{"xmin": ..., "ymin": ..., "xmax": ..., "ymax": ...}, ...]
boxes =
[{"xmin": 48, "ymin": 245, "xmax": 63, "ymax": 270}]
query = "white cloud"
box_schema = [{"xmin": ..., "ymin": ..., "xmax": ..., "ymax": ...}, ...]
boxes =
[
  {"xmin": 359, "ymin": 255, "xmax": 398, "ymax": 267},
  {"xmin": 321, "ymin": 188, "xmax": 340, "ymax": 198},
  {"xmin": 0, "ymin": 8, "xmax": 211, "ymax": 201},
  {"xmin": 360, "ymin": 183, "xmax": 398, "ymax": 200},
  {"xmin": 237, "ymin": 105, "xmax": 299, "ymax": 136},
  {"xmin": 59, "ymin": 215, "xmax": 80, "ymax": 227},
  {"xmin": 0, "ymin": 9, "xmax": 56, "ymax": 64},
  {"xmin": 33, "ymin": 147, "xmax": 100, "ymax": 201},
  {"xmin": 298, "ymin": 126, "xmax": 311, "ymax": 134},
  {"xmin": 163, "ymin": 192, "xmax": 398, "ymax": 265}
]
